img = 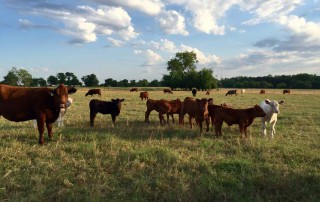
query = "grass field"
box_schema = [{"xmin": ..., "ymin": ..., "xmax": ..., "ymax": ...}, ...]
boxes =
[{"xmin": 1, "ymin": 88, "xmax": 320, "ymax": 201}]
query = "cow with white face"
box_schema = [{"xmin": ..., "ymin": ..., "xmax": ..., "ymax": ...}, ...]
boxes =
[{"xmin": 259, "ymin": 99, "xmax": 285, "ymax": 138}]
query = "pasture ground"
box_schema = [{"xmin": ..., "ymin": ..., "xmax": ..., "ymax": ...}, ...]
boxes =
[{"xmin": 1, "ymin": 88, "xmax": 320, "ymax": 201}]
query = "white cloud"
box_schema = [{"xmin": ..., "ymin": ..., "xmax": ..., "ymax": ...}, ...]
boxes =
[
  {"xmin": 157, "ymin": 10, "xmax": 189, "ymax": 36},
  {"xmin": 150, "ymin": 39, "xmax": 177, "ymax": 52},
  {"xmin": 180, "ymin": 44, "xmax": 221, "ymax": 65},
  {"xmin": 278, "ymin": 15, "xmax": 320, "ymax": 43},
  {"xmin": 107, "ymin": 37, "xmax": 125, "ymax": 47},
  {"xmin": 90, "ymin": 0, "xmax": 164, "ymax": 16}
]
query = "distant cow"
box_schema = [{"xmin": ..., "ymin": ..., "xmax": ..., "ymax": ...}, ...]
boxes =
[
  {"xmin": 130, "ymin": 88, "xmax": 138, "ymax": 92},
  {"xmin": 225, "ymin": 89, "xmax": 238, "ymax": 96},
  {"xmin": 140, "ymin": 91, "xmax": 149, "ymax": 100},
  {"xmin": 163, "ymin": 89, "xmax": 173, "ymax": 94},
  {"xmin": 145, "ymin": 99, "xmax": 170, "ymax": 125},
  {"xmin": 241, "ymin": 89, "xmax": 245, "ymax": 94},
  {"xmin": 206, "ymin": 91, "xmax": 210, "ymax": 95},
  {"xmin": 212, "ymin": 105, "xmax": 266, "ymax": 137},
  {"xmin": 0, "ymin": 84, "xmax": 77, "ymax": 144},
  {"xmin": 259, "ymin": 99, "xmax": 285, "ymax": 138},
  {"xmin": 283, "ymin": 89, "xmax": 290, "ymax": 94},
  {"xmin": 179, "ymin": 97, "xmax": 209, "ymax": 133},
  {"xmin": 260, "ymin": 90, "xmax": 266, "ymax": 94},
  {"xmin": 89, "ymin": 98, "xmax": 125, "ymax": 127},
  {"xmin": 192, "ymin": 88, "xmax": 197, "ymax": 97},
  {"xmin": 86, "ymin": 89, "xmax": 101, "ymax": 97}
]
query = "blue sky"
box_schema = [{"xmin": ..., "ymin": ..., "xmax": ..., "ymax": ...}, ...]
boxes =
[{"xmin": 1, "ymin": 0, "xmax": 319, "ymax": 83}]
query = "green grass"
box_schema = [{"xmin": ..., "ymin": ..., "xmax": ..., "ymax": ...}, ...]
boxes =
[{"xmin": 1, "ymin": 88, "xmax": 320, "ymax": 201}]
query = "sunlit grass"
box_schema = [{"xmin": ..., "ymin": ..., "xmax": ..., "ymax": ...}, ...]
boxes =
[{"xmin": 1, "ymin": 88, "xmax": 320, "ymax": 201}]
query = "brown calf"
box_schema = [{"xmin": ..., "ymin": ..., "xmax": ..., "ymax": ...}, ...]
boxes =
[
  {"xmin": 130, "ymin": 88, "xmax": 138, "ymax": 92},
  {"xmin": 163, "ymin": 89, "xmax": 173, "ymax": 94},
  {"xmin": 283, "ymin": 89, "xmax": 290, "ymax": 94},
  {"xmin": 139, "ymin": 91, "xmax": 149, "ymax": 100},
  {"xmin": 179, "ymin": 97, "xmax": 209, "ymax": 133},
  {"xmin": 212, "ymin": 105, "xmax": 266, "ymax": 137},
  {"xmin": 260, "ymin": 90, "xmax": 266, "ymax": 94}
]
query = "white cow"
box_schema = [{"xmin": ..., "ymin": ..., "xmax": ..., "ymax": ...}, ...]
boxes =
[
  {"xmin": 33, "ymin": 97, "xmax": 75, "ymax": 128},
  {"xmin": 241, "ymin": 89, "xmax": 245, "ymax": 94},
  {"xmin": 259, "ymin": 99, "xmax": 285, "ymax": 138}
]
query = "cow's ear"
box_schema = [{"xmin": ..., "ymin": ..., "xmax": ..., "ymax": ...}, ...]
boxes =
[
  {"xmin": 111, "ymin": 99, "xmax": 115, "ymax": 102},
  {"xmin": 196, "ymin": 99, "xmax": 200, "ymax": 102},
  {"xmin": 120, "ymin": 99, "xmax": 125, "ymax": 102},
  {"xmin": 68, "ymin": 87, "xmax": 77, "ymax": 94},
  {"xmin": 265, "ymin": 99, "xmax": 271, "ymax": 105},
  {"xmin": 279, "ymin": 100, "xmax": 285, "ymax": 105}
]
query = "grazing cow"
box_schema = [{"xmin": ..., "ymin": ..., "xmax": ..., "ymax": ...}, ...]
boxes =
[
  {"xmin": 225, "ymin": 89, "xmax": 238, "ymax": 96},
  {"xmin": 283, "ymin": 89, "xmax": 290, "ymax": 94},
  {"xmin": 85, "ymin": 89, "xmax": 101, "ymax": 97},
  {"xmin": 145, "ymin": 99, "xmax": 170, "ymax": 125},
  {"xmin": 241, "ymin": 89, "xmax": 245, "ymax": 94},
  {"xmin": 89, "ymin": 98, "xmax": 125, "ymax": 127},
  {"xmin": 163, "ymin": 89, "xmax": 173, "ymax": 94},
  {"xmin": 0, "ymin": 84, "xmax": 77, "ymax": 144},
  {"xmin": 130, "ymin": 88, "xmax": 138, "ymax": 92},
  {"xmin": 179, "ymin": 97, "xmax": 209, "ymax": 133},
  {"xmin": 192, "ymin": 88, "xmax": 197, "ymax": 97},
  {"xmin": 206, "ymin": 91, "xmax": 210, "ymax": 95},
  {"xmin": 260, "ymin": 90, "xmax": 266, "ymax": 94},
  {"xmin": 259, "ymin": 99, "xmax": 285, "ymax": 138},
  {"xmin": 139, "ymin": 91, "xmax": 149, "ymax": 100},
  {"xmin": 212, "ymin": 105, "xmax": 266, "ymax": 137}
]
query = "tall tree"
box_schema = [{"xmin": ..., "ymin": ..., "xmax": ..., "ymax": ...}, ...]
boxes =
[
  {"xmin": 3, "ymin": 68, "xmax": 19, "ymax": 85},
  {"xmin": 47, "ymin": 75, "xmax": 59, "ymax": 86},
  {"xmin": 57, "ymin": 73, "xmax": 67, "ymax": 84},
  {"xmin": 2, "ymin": 67, "xmax": 32, "ymax": 86},
  {"xmin": 82, "ymin": 74, "xmax": 99, "ymax": 86}
]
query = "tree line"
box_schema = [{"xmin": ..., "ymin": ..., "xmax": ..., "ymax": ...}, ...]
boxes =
[
  {"xmin": 220, "ymin": 74, "xmax": 320, "ymax": 89},
  {"xmin": 1, "ymin": 52, "xmax": 319, "ymax": 89}
]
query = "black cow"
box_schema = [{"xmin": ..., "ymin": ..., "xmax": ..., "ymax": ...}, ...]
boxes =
[
  {"xmin": 192, "ymin": 88, "xmax": 197, "ymax": 97},
  {"xmin": 89, "ymin": 98, "xmax": 125, "ymax": 127}
]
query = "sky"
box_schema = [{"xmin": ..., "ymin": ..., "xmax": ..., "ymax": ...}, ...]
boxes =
[{"xmin": 1, "ymin": 0, "xmax": 320, "ymax": 83}]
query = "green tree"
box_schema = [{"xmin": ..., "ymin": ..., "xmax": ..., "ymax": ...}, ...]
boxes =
[
  {"xmin": 3, "ymin": 68, "xmax": 19, "ymax": 85},
  {"xmin": 31, "ymin": 77, "xmax": 47, "ymax": 86},
  {"xmin": 104, "ymin": 78, "xmax": 117, "ymax": 87},
  {"xmin": 198, "ymin": 68, "xmax": 217, "ymax": 90},
  {"xmin": 82, "ymin": 74, "xmax": 99, "ymax": 86},
  {"xmin": 47, "ymin": 75, "xmax": 59, "ymax": 86},
  {"xmin": 130, "ymin": 80, "xmax": 136, "ymax": 87},
  {"xmin": 149, "ymin": 79, "xmax": 160, "ymax": 87},
  {"xmin": 137, "ymin": 79, "xmax": 149, "ymax": 87},
  {"xmin": 57, "ymin": 73, "xmax": 67, "ymax": 84},
  {"xmin": 17, "ymin": 69, "xmax": 32, "ymax": 86}
]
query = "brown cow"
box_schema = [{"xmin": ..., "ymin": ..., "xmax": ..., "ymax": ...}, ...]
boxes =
[
  {"xmin": 163, "ymin": 89, "xmax": 173, "ymax": 94},
  {"xmin": 179, "ymin": 97, "xmax": 209, "ymax": 133},
  {"xmin": 89, "ymin": 98, "xmax": 124, "ymax": 127},
  {"xmin": 192, "ymin": 88, "xmax": 197, "ymax": 97},
  {"xmin": 206, "ymin": 90, "xmax": 210, "ymax": 95},
  {"xmin": 166, "ymin": 99, "xmax": 182, "ymax": 124},
  {"xmin": 140, "ymin": 91, "xmax": 149, "ymax": 100},
  {"xmin": 283, "ymin": 89, "xmax": 290, "ymax": 94},
  {"xmin": 260, "ymin": 90, "xmax": 266, "ymax": 94},
  {"xmin": 130, "ymin": 88, "xmax": 138, "ymax": 92},
  {"xmin": 145, "ymin": 99, "xmax": 170, "ymax": 125},
  {"xmin": 0, "ymin": 84, "xmax": 77, "ymax": 144},
  {"xmin": 85, "ymin": 89, "xmax": 101, "ymax": 97},
  {"xmin": 212, "ymin": 105, "xmax": 266, "ymax": 137},
  {"xmin": 225, "ymin": 89, "xmax": 238, "ymax": 96}
]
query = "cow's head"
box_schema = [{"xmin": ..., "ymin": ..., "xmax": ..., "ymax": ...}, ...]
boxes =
[
  {"xmin": 196, "ymin": 98, "xmax": 209, "ymax": 118},
  {"xmin": 50, "ymin": 84, "xmax": 77, "ymax": 109},
  {"xmin": 111, "ymin": 98, "xmax": 125, "ymax": 109},
  {"xmin": 264, "ymin": 99, "xmax": 285, "ymax": 114},
  {"xmin": 254, "ymin": 105, "xmax": 267, "ymax": 117}
]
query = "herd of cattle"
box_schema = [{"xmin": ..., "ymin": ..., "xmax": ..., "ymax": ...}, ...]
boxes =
[{"xmin": 0, "ymin": 84, "xmax": 286, "ymax": 144}]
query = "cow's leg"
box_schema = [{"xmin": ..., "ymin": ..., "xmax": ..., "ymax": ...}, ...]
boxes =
[
  {"xmin": 179, "ymin": 112, "xmax": 185, "ymax": 125},
  {"xmin": 188, "ymin": 115, "xmax": 193, "ymax": 129},
  {"xmin": 270, "ymin": 121, "xmax": 276, "ymax": 138},
  {"xmin": 199, "ymin": 120, "xmax": 203, "ymax": 133},
  {"xmin": 111, "ymin": 114, "xmax": 116, "ymax": 126},
  {"xmin": 46, "ymin": 122, "xmax": 53, "ymax": 141},
  {"xmin": 171, "ymin": 114, "xmax": 175, "ymax": 124},
  {"xmin": 239, "ymin": 124, "xmax": 245, "ymax": 137},
  {"xmin": 145, "ymin": 110, "xmax": 151, "ymax": 123},
  {"xmin": 205, "ymin": 117, "xmax": 210, "ymax": 132},
  {"xmin": 90, "ymin": 111, "xmax": 97, "ymax": 127},
  {"xmin": 215, "ymin": 121, "xmax": 222, "ymax": 137},
  {"xmin": 261, "ymin": 118, "xmax": 267, "ymax": 137},
  {"xmin": 36, "ymin": 115, "xmax": 45, "ymax": 144},
  {"xmin": 159, "ymin": 113, "xmax": 165, "ymax": 125}
]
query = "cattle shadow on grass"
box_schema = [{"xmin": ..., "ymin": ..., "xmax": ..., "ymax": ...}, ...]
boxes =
[{"xmin": 60, "ymin": 119, "xmax": 212, "ymax": 141}]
